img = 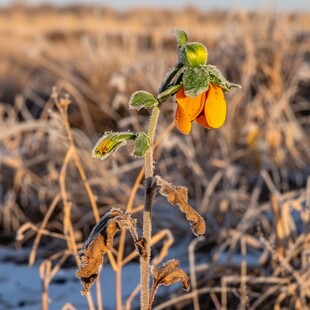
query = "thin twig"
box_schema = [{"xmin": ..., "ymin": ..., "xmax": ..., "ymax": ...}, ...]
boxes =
[
  {"xmin": 55, "ymin": 96, "xmax": 96, "ymax": 310},
  {"xmin": 29, "ymin": 193, "xmax": 60, "ymax": 266},
  {"xmin": 189, "ymin": 236, "xmax": 205, "ymax": 310}
]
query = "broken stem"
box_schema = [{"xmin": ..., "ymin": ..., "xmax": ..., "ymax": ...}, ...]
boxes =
[{"xmin": 140, "ymin": 105, "xmax": 160, "ymax": 310}]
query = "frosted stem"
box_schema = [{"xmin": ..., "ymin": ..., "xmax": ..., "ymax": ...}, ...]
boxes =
[{"xmin": 140, "ymin": 105, "xmax": 160, "ymax": 310}]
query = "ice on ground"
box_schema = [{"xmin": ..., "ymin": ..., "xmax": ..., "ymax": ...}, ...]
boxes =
[{"xmin": 0, "ymin": 246, "xmax": 140, "ymax": 310}]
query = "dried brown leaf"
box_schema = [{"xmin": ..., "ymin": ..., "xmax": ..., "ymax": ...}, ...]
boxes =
[
  {"xmin": 151, "ymin": 258, "xmax": 180, "ymax": 279},
  {"xmin": 76, "ymin": 208, "xmax": 138, "ymax": 295},
  {"xmin": 157, "ymin": 267, "xmax": 190, "ymax": 291},
  {"xmin": 149, "ymin": 259, "xmax": 190, "ymax": 308},
  {"xmin": 155, "ymin": 175, "xmax": 206, "ymax": 236}
]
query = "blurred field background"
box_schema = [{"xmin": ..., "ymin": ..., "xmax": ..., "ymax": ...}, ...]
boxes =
[{"xmin": 0, "ymin": 2, "xmax": 310, "ymax": 309}]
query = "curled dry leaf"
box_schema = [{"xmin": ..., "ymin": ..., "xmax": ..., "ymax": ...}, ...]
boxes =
[
  {"xmin": 149, "ymin": 259, "xmax": 190, "ymax": 308},
  {"xmin": 135, "ymin": 237, "xmax": 147, "ymax": 258},
  {"xmin": 155, "ymin": 176, "xmax": 206, "ymax": 236},
  {"xmin": 151, "ymin": 259, "xmax": 179, "ymax": 281},
  {"xmin": 76, "ymin": 208, "xmax": 139, "ymax": 295}
]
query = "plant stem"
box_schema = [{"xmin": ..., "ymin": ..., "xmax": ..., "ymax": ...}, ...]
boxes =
[{"xmin": 140, "ymin": 105, "xmax": 160, "ymax": 310}]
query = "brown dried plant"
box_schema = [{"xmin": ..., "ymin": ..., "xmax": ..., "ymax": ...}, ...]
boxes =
[
  {"xmin": 149, "ymin": 259, "xmax": 190, "ymax": 309},
  {"xmin": 76, "ymin": 208, "xmax": 139, "ymax": 295},
  {"xmin": 1, "ymin": 7, "xmax": 309, "ymax": 310},
  {"xmin": 155, "ymin": 175, "xmax": 206, "ymax": 236},
  {"xmin": 75, "ymin": 29, "xmax": 240, "ymax": 310}
]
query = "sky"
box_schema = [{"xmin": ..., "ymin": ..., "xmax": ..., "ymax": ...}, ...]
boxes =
[{"xmin": 1, "ymin": 0, "xmax": 310, "ymax": 11}]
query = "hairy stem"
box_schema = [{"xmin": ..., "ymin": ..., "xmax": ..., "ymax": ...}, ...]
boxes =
[{"xmin": 140, "ymin": 105, "xmax": 160, "ymax": 310}]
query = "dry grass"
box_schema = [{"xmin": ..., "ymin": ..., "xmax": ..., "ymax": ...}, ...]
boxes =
[{"xmin": 0, "ymin": 4, "xmax": 310, "ymax": 309}]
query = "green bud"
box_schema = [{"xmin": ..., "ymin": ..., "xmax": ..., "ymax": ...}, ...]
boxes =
[
  {"xmin": 183, "ymin": 66, "xmax": 210, "ymax": 97},
  {"xmin": 92, "ymin": 132, "xmax": 137, "ymax": 160},
  {"xmin": 172, "ymin": 28, "xmax": 188, "ymax": 48},
  {"xmin": 129, "ymin": 91, "xmax": 158, "ymax": 110},
  {"xmin": 204, "ymin": 65, "xmax": 241, "ymax": 92},
  {"xmin": 132, "ymin": 132, "xmax": 150, "ymax": 157},
  {"xmin": 179, "ymin": 42, "xmax": 208, "ymax": 67}
]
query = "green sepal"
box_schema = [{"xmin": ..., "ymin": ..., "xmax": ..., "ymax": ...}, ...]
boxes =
[
  {"xmin": 129, "ymin": 91, "xmax": 158, "ymax": 110},
  {"xmin": 182, "ymin": 66, "xmax": 210, "ymax": 97},
  {"xmin": 179, "ymin": 42, "xmax": 208, "ymax": 67},
  {"xmin": 158, "ymin": 64, "xmax": 186, "ymax": 100},
  {"xmin": 172, "ymin": 29, "xmax": 188, "ymax": 48},
  {"xmin": 92, "ymin": 131, "xmax": 137, "ymax": 160},
  {"xmin": 157, "ymin": 84, "xmax": 183, "ymax": 102},
  {"xmin": 205, "ymin": 65, "xmax": 241, "ymax": 92},
  {"xmin": 132, "ymin": 132, "xmax": 150, "ymax": 157}
]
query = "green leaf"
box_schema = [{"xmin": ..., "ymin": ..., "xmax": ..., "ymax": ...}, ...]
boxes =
[
  {"xmin": 132, "ymin": 132, "xmax": 150, "ymax": 157},
  {"xmin": 179, "ymin": 42, "xmax": 208, "ymax": 67},
  {"xmin": 129, "ymin": 91, "xmax": 158, "ymax": 110},
  {"xmin": 182, "ymin": 66, "xmax": 210, "ymax": 97},
  {"xmin": 157, "ymin": 84, "xmax": 183, "ymax": 102},
  {"xmin": 172, "ymin": 29, "xmax": 188, "ymax": 48},
  {"xmin": 92, "ymin": 131, "xmax": 137, "ymax": 160},
  {"xmin": 205, "ymin": 65, "xmax": 241, "ymax": 92}
]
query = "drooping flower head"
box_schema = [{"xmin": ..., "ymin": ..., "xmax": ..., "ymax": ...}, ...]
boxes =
[
  {"xmin": 175, "ymin": 83, "xmax": 226, "ymax": 135},
  {"xmin": 157, "ymin": 29, "xmax": 241, "ymax": 135}
]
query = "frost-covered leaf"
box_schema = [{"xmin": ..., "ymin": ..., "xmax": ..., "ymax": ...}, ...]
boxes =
[
  {"xmin": 172, "ymin": 28, "xmax": 188, "ymax": 48},
  {"xmin": 129, "ymin": 91, "xmax": 158, "ymax": 110},
  {"xmin": 92, "ymin": 131, "xmax": 136, "ymax": 160},
  {"xmin": 149, "ymin": 259, "xmax": 190, "ymax": 308},
  {"xmin": 155, "ymin": 175, "xmax": 206, "ymax": 236},
  {"xmin": 205, "ymin": 65, "xmax": 241, "ymax": 92},
  {"xmin": 132, "ymin": 132, "xmax": 150, "ymax": 157},
  {"xmin": 76, "ymin": 208, "xmax": 139, "ymax": 295},
  {"xmin": 151, "ymin": 259, "xmax": 190, "ymax": 290},
  {"xmin": 183, "ymin": 66, "xmax": 210, "ymax": 97},
  {"xmin": 179, "ymin": 42, "xmax": 208, "ymax": 67}
]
